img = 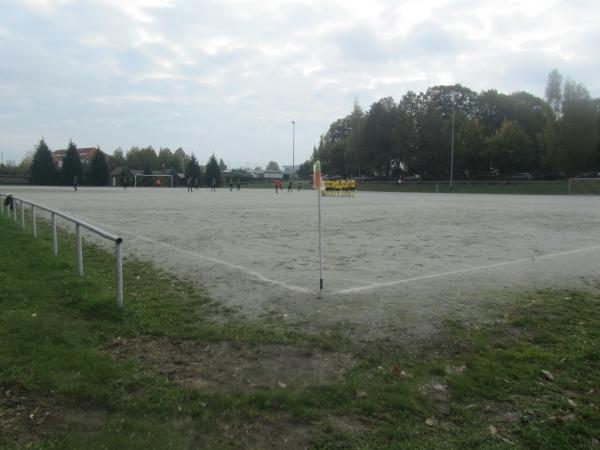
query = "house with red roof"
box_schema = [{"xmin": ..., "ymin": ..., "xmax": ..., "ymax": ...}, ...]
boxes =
[{"xmin": 52, "ymin": 147, "xmax": 107, "ymax": 168}]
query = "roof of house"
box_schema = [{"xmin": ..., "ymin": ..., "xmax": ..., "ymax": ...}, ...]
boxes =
[{"xmin": 52, "ymin": 148, "xmax": 106, "ymax": 163}]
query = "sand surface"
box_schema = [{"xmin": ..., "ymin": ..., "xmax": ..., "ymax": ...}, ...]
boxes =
[{"xmin": 4, "ymin": 186, "xmax": 600, "ymax": 339}]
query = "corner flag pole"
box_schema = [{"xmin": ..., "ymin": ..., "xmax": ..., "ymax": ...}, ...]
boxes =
[{"xmin": 313, "ymin": 161, "xmax": 324, "ymax": 290}]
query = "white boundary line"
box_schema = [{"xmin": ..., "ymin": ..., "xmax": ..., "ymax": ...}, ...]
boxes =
[
  {"xmin": 72, "ymin": 214, "xmax": 600, "ymax": 297},
  {"xmin": 77, "ymin": 218, "xmax": 310, "ymax": 294},
  {"xmin": 334, "ymin": 243, "xmax": 600, "ymax": 295}
]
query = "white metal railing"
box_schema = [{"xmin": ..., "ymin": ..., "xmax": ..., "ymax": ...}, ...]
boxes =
[{"xmin": 0, "ymin": 193, "xmax": 124, "ymax": 308}]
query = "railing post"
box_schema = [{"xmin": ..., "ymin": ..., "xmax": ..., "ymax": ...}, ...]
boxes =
[
  {"xmin": 115, "ymin": 238, "xmax": 123, "ymax": 308},
  {"xmin": 51, "ymin": 213, "xmax": 57, "ymax": 256},
  {"xmin": 76, "ymin": 223, "xmax": 83, "ymax": 276},
  {"xmin": 20, "ymin": 201, "xmax": 25, "ymax": 229},
  {"xmin": 1, "ymin": 195, "xmax": 126, "ymax": 309},
  {"xmin": 31, "ymin": 205, "xmax": 37, "ymax": 239}
]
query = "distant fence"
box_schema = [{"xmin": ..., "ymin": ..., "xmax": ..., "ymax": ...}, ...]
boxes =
[
  {"xmin": 239, "ymin": 179, "xmax": 313, "ymax": 189},
  {"xmin": 567, "ymin": 178, "xmax": 600, "ymax": 195},
  {"xmin": 0, "ymin": 192, "xmax": 124, "ymax": 308},
  {"xmin": 356, "ymin": 180, "xmax": 578, "ymax": 195},
  {"xmin": 0, "ymin": 175, "xmax": 29, "ymax": 184}
]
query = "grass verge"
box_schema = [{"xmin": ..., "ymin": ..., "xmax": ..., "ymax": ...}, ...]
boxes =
[{"xmin": 1, "ymin": 212, "xmax": 599, "ymax": 449}]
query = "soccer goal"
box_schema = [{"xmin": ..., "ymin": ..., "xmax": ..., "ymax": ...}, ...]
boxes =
[
  {"xmin": 568, "ymin": 177, "xmax": 600, "ymax": 195},
  {"xmin": 134, "ymin": 174, "xmax": 174, "ymax": 188}
]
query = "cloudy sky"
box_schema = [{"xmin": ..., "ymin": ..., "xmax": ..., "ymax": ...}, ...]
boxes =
[{"xmin": 1, "ymin": 0, "xmax": 598, "ymax": 168}]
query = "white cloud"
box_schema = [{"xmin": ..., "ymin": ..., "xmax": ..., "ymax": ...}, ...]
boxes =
[
  {"xmin": 0, "ymin": 0, "xmax": 599, "ymax": 166},
  {"xmin": 100, "ymin": 0, "xmax": 176, "ymax": 23}
]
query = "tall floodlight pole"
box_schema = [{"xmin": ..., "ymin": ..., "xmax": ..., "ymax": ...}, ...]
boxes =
[
  {"xmin": 450, "ymin": 95, "xmax": 455, "ymax": 187},
  {"xmin": 291, "ymin": 120, "xmax": 295, "ymax": 180}
]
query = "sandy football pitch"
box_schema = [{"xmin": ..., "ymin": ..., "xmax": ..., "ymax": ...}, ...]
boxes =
[{"xmin": 5, "ymin": 186, "xmax": 600, "ymax": 339}]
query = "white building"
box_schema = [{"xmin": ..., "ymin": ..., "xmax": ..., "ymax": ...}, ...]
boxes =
[
  {"xmin": 281, "ymin": 165, "xmax": 298, "ymax": 174},
  {"xmin": 249, "ymin": 170, "xmax": 284, "ymax": 179}
]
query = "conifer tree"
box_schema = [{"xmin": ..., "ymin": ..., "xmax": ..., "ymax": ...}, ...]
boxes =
[
  {"xmin": 61, "ymin": 140, "xmax": 82, "ymax": 185},
  {"xmin": 205, "ymin": 154, "xmax": 221, "ymax": 186},
  {"xmin": 30, "ymin": 138, "xmax": 57, "ymax": 185},
  {"xmin": 185, "ymin": 154, "xmax": 201, "ymax": 183},
  {"xmin": 88, "ymin": 147, "xmax": 109, "ymax": 185}
]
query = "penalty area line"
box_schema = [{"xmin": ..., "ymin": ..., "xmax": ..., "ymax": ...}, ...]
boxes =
[
  {"xmin": 79, "ymin": 218, "xmax": 310, "ymax": 294},
  {"xmin": 335, "ymin": 243, "xmax": 600, "ymax": 295}
]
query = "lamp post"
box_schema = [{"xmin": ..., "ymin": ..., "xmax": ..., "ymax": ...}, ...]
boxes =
[
  {"xmin": 291, "ymin": 120, "xmax": 295, "ymax": 180},
  {"xmin": 450, "ymin": 95, "xmax": 455, "ymax": 187}
]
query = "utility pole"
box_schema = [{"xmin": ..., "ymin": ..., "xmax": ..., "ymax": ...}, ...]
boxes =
[
  {"xmin": 291, "ymin": 120, "xmax": 295, "ymax": 180},
  {"xmin": 450, "ymin": 95, "xmax": 455, "ymax": 187}
]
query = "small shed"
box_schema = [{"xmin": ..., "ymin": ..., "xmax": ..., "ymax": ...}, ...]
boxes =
[{"xmin": 110, "ymin": 166, "xmax": 134, "ymax": 187}]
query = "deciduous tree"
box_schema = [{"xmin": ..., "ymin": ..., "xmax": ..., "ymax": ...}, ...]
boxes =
[
  {"xmin": 560, "ymin": 79, "xmax": 598, "ymax": 173},
  {"xmin": 486, "ymin": 121, "xmax": 533, "ymax": 174},
  {"xmin": 111, "ymin": 147, "xmax": 126, "ymax": 170},
  {"xmin": 456, "ymin": 118, "xmax": 487, "ymax": 178},
  {"xmin": 265, "ymin": 161, "xmax": 281, "ymax": 172},
  {"xmin": 545, "ymin": 69, "xmax": 563, "ymax": 119}
]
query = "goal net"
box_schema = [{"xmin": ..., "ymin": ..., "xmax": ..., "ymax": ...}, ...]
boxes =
[
  {"xmin": 568, "ymin": 178, "xmax": 600, "ymax": 195},
  {"xmin": 134, "ymin": 174, "xmax": 174, "ymax": 188}
]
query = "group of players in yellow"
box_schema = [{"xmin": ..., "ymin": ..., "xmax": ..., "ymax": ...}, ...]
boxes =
[{"xmin": 322, "ymin": 179, "xmax": 356, "ymax": 197}]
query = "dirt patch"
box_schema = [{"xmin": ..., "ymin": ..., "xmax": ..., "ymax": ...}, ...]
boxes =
[
  {"xmin": 324, "ymin": 414, "xmax": 374, "ymax": 437},
  {"xmin": 105, "ymin": 337, "xmax": 354, "ymax": 391},
  {"xmin": 192, "ymin": 415, "xmax": 316, "ymax": 450},
  {"xmin": 1, "ymin": 385, "xmax": 55, "ymax": 445},
  {"xmin": 0, "ymin": 384, "xmax": 108, "ymax": 446},
  {"xmin": 172, "ymin": 413, "xmax": 373, "ymax": 450}
]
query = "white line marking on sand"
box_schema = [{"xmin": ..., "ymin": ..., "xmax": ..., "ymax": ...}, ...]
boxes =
[
  {"xmin": 73, "ymin": 214, "xmax": 600, "ymax": 297},
  {"xmin": 82, "ymin": 219, "xmax": 310, "ymax": 294},
  {"xmin": 335, "ymin": 243, "xmax": 600, "ymax": 295}
]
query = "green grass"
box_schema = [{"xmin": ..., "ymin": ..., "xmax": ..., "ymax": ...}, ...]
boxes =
[
  {"xmin": 198, "ymin": 179, "xmax": 600, "ymax": 195},
  {"xmin": 240, "ymin": 180, "xmax": 312, "ymax": 190},
  {"xmin": 358, "ymin": 181, "xmax": 575, "ymax": 195},
  {"xmin": 244, "ymin": 179, "xmax": 600, "ymax": 195},
  {"xmin": 1, "ymin": 212, "xmax": 600, "ymax": 449}
]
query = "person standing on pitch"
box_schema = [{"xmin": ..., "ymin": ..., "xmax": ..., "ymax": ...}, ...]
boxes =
[{"xmin": 72, "ymin": 176, "xmax": 79, "ymax": 191}]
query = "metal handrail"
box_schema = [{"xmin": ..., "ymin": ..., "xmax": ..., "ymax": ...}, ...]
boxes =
[{"xmin": 0, "ymin": 192, "xmax": 124, "ymax": 308}]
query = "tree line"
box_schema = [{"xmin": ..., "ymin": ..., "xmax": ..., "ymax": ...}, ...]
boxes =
[
  {"xmin": 3, "ymin": 69, "xmax": 596, "ymax": 184},
  {"xmin": 112, "ymin": 145, "xmax": 227, "ymax": 186},
  {"xmin": 24, "ymin": 139, "xmax": 110, "ymax": 186},
  {"xmin": 1, "ymin": 140, "xmax": 231, "ymax": 186},
  {"xmin": 305, "ymin": 70, "xmax": 600, "ymax": 180}
]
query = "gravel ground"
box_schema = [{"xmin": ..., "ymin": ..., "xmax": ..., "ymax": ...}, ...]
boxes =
[{"xmin": 4, "ymin": 186, "xmax": 600, "ymax": 340}]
